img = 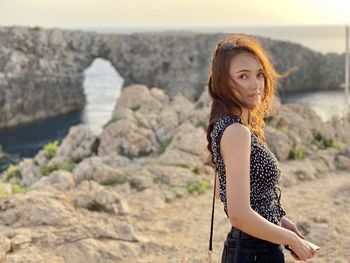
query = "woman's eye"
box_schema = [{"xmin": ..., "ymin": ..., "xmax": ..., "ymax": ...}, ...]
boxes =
[
  {"xmin": 257, "ymin": 73, "xmax": 264, "ymax": 78},
  {"xmin": 240, "ymin": 74, "xmax": 247, "ymax": 79}
]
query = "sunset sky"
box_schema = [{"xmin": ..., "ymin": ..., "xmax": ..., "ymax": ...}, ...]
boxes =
[{"xmin": 1, "ymin": 0, "xmax": 350, "ymax": 29}]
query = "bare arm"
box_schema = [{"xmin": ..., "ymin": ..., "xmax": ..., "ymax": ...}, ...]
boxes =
[{"xmin": 220, "ymin": 124, "xmax": 299, "ymax": 248}]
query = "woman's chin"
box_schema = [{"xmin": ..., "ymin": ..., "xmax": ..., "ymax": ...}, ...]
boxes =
[{"xmin": 247, "ymin": 97, "xmax": 261, "ymax": 108}]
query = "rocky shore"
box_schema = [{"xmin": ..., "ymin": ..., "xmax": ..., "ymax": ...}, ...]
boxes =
[
  {"xmin": 0, "ymin": 84, "xmax": 349, "ymax": 262},
  {"xmin": 0, "ymin": 26, "xmax": 346, "ymax": 128}
]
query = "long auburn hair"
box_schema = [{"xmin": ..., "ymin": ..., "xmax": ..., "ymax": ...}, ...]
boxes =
[{"xmin": 206, "ymin": 34, "xmax": 284, "ymax": 169}]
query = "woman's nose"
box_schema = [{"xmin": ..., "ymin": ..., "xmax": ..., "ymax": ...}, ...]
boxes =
[{"xmin": 251, "ymin": 77, "xmax": 261, "ymax": 91}]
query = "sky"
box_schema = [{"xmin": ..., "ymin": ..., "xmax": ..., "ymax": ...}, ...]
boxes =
[{"xmin": 1, "ymin": 0, "xmax": 350, "ymax": 29}]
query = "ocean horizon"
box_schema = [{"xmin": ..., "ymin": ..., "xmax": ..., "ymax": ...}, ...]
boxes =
[{"xmin": 72, "ymin": 25, "xmax": 347, "ymax": 54}]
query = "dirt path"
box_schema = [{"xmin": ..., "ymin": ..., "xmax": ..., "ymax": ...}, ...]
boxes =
[{"xmin": 122, "ymin": 170, "xmax": 350, "ymax": 263}]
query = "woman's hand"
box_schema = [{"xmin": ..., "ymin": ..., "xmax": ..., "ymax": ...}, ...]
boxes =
[
  {"xmin": 283, "ymin": 217, "xmax": 317, "ymax": 261},
  {"xmin": 281, "ymin": 217, "xmax": 305, "ymax": 239},
  {"xmin": 289, "ymin": 236, "xmax": 317, "ymax": 261}
]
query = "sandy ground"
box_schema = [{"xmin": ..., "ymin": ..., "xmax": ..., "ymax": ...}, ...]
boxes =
[{"xmin": 121, "ymin": 170, "xmax": 350, "ymax": 263}]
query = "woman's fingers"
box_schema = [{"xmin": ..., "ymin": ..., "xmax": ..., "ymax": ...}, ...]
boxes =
[
  {"xmin": 290, "ymin": 251, "xmax": 300, "ymax": 260},
  {"xmin": 309, "ymin": 246, "xmax": 317, "ymax": 257},
  {"xmin": 297, "ymin": 230, "xmax": 306, "ymax": 239}
]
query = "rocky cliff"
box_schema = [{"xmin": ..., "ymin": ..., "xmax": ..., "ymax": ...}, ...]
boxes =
[{"xmin": 0, "ymin": 26, "xmax": 345, "ymax": 128}]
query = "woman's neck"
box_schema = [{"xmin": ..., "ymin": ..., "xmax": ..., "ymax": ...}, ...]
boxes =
[{"xmin": 232, "ymin": 108, "xmax": 250, "ymax": 126}]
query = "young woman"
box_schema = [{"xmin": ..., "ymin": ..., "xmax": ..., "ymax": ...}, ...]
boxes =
[{"xmin": 206, "ymin": 34, "xmax": 317, "ymax": 262}]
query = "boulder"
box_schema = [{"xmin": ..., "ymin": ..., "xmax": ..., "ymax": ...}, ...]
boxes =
[
  {"xmin": 68, "ymin": 180, "xmax": 129, "ymax": 215},
  {"xmin": 0, "ymin": 189, "xmax": 77, "ymax": 227},
  {"xmin": 98, "ymin": 116, "xmax": 157, "ymax": 158},
  {"xmin": 30, "ymin": 170, "xmax": 75, "ymax": 191},
  {"xmin": 47, "ymin": 124, "xmax": 96, "ymax": 165},
  {"xmin": 72, "ymin": 156, "xmax": 130, "ymax": 185},
  {"xmin": 265, "ymin": 126, "xmax": 293, "ymax": 161},
  {"xmin": 18, "ymin": 158, "xmax": 41, "ymax": 187}
]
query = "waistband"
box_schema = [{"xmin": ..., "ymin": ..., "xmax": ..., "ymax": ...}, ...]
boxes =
[
  {"xmin": 228, "ymin": 227, "xmax": 255, "ymax": 240},
  {"xmin": 225, "ymin": 227, "xmax": 282, "ymax": 251}
]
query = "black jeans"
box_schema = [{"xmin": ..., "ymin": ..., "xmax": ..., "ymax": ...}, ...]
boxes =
[{"xmin": 221, "ymin": 227, "xmax": 285, "ymax": 263}]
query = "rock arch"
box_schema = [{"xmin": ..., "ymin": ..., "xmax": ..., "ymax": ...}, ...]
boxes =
[
  {"xmin": 0, "ymin": 26, "xmax": 344, "ymax": 128},
  {"xmin": 82, "ymin": 57, "xmax": 123, "ymax": 134}
]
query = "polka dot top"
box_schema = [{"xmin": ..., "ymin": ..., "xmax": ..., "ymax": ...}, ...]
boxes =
[{"xmin": 210, "ymin": 115, "xmax": 286, "ymax": 225}]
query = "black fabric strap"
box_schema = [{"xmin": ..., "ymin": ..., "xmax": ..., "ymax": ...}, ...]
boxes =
[
  {"xmin": 208, "ymin": 171, "xmax": 241, "ymax": 262},
  {"xmin": 208, "ymin": 170, "xmax": 217, "ymax": 254}
]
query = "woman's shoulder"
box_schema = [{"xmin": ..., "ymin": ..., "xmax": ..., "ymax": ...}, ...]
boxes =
[
  {"xmin": 220, "ymin": 122, "xmax": 251, "ymax": 164},
  {"xmin": 212, "ymin": 115, "xmax": 242, "ymax": 132},
  {"xmin": 221, "ymin": 122, "xmax": 251, "ymax": 146},
  {"xmin": 211, "ymin": 115, "xmax": 250, "ymax": 144}
]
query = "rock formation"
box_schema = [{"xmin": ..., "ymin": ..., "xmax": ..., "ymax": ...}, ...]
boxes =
[{"xmin": 0, "ymin": 26, "xmax": 345, "ymax": 128}]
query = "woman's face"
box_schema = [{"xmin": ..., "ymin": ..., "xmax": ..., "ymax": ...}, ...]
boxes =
[{"xmin": 228, "ymin": 52, "xmax": 265, "ymax": 107}]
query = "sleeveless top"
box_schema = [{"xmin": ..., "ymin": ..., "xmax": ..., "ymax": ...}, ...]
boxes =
[{"xmin": 210, "ymin": 115, "xmax": 286, "ymax": 225}]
